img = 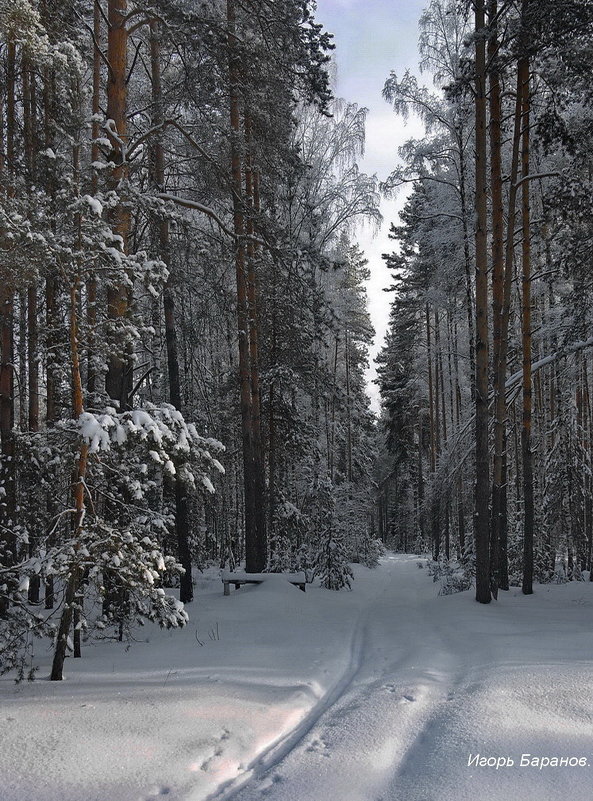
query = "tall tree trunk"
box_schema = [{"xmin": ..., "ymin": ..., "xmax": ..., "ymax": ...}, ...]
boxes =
[
  {"xmin": 150, "ymin": 20, "xmax": 193, "ymax": 603},
  {"xmin": 417, "ymin": 415, "xmax": 424, "ymax": 542},
  {"xmin": 18, "ymin": 293, "xmax": 27, "ymax": 431},
  {"xmin": 491, "ymin": 3, "xmax": 529, "ymax": 596},
  {"xmin": 27, "ymin": 287, "xmax": 38, "ymax": 432},
  {"xmin": 243, "ymin": 111, "xmax": 267, "ymax": 570},
  {"xmin": 520, "ymin": 55, "xmax": 534, "ymax": 595},
  {"xmin": 0, "ymin": 39, "xmax": 17, "ymax": 616},
  {"xmin": 51, "ymin": 281, "xmax": 88, "ymax": 680},
  {"xmin": 227, "ymin": 0, "xmax": 266, "ymax": 571},
  {"xmin": 0, "ymin": 287, "xmax": 15, "ymax": 617},
  {"xmin": 268, "ymin": 252, "xmax": 279, "ymax": 543},
  {"xmin": 473, "ymin": 0, "xmax": 491, "ymax": 603},
  {"xmin": 87, "ymin": 0, "xmax": 102, "ymax": 396},
  {"xmin": 42, "ymin": 60, "xmax": 57, "ymax": 609},
  {"xmin": 452, "ymin": 318, "xmax": 466, "ymax": 555},
  {"xmin": 330, "ymin": 334, "xmax": 339, "ymax": 480},
  {"xmin": 426, "ymin": 304, "xmax": 436, "ymax": 474},
  {"xmin": 488, "ymin": 0, "xmax": 503, "ymax": 596},
  {"xmin": 105, "ymin": 0, "xmax": 132, "ymax": 410},
  {"xmin": 23, "ymin": 57, "xmax": 41, "ymax": 603},
  {"xmin": 345, "ymin": 330, "xmax": 353, "ymax": 482},
  {"xmin": 435, "ymin": 310, "xmax": 447, "ymax": 444},
  {"xmin": 457, "ymin": 130, "xmax": 476, "ymax": 400}
]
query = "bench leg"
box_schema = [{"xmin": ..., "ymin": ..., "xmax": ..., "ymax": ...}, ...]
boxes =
[{"xmin": 224, "ymin": 582, "xmax": 230, "ymax": 596}]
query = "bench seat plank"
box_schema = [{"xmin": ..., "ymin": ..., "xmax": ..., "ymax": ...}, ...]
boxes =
[{"xmin": 221, "ymin": 571, "xmax": 306, "ymax": 595}]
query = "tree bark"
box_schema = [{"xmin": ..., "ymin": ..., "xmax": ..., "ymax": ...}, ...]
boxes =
[
  {"xmin": 473, "ymin": 0, "xmax": 491, "ymax": 603},
  {"xmin": 458, "ymin": 133, "xmax": 476, "ymax": 400},
  {"xmin": 50, "ymin": 281, "xmax": 88, "ymax": 680},
  {"xmin": 150, "ymin": 20, "xmax": 193, "ymax": 603},
  {"xmin": 520, "ymin": 55, "xmax": 534, "ymax": 595},
  {"xmin": 227, "ymin": 0, "xmax": 266, "ymax": 571},
  {"xmin": 488, "ymin": 0, "xmax": 503, "ymax": 596},
  {"xmin": 87, "ymin": 0, "xmax": 102, "ymax": 396},
  {"xmin": 105, "ymin": 0, "xmax": 132, "ymax": 411},
  {"xmin": 243, "ymin": 111, "xmax": 267, "ymax": 570},
  {"xmin": 0, "ymin": 39, "xmax": 17, "ymax": 616}
]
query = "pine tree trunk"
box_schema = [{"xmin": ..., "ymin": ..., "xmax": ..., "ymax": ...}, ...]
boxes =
[
  {"xmin": 227, "ymin": 0, "xmax": 266, "ymax": 571},
  {"xmin": 473, "ymin": 0, "xmax": 491, "ymax": 604},
  {"xmin": 426, "ymin": 304, "xmax": 436, "ymax": 474},
  {"xmin": 488, "ymin": 0, "xmax": 503, "ymax": 596},
  {"xmin": 87, "ymin": 0, "xmax": 102, "ymax": 396},
  {"xmin": 491, "ymin": 5, "xmax": 529, "ymax": 596},
  {"xmin": 244, "ymin": 112, "xmax": 267, "ymax": 571},
  {"xmin": 0, "ymin": 288, "xmax": 15, "ymax": 617},
  {"xmin": 520, "ymin": 55, "xmax": 534, "ymax": 595},
  {"xmin": 149, "ymin": 20, "xmax": 193, "ymax": 603},
  {"xmin": 27, "ymin": 287, "xmax": 38, "ymax": 431},
  {"xmin": 345, "ymin": 330, "xmax": 353, "ymax": 482},
  {"xmin": 43, "ymin": 66, "xmax": 58, "ymax": 426},
  {"xmin": 458, "ymin": 131, "xmax": 476, "ymax": 400},
  {"xmin": 105, "ymin": 0, "xmax": 132, "ymax": 411},
  {"xmin": 330, "ymin": 334, "xmax": 339, "ymax": 480},
  {"xmin": 0, "ymin": 39, "xmax": 17, "ymax": 617},
  {"xmin": 436, "ymin": 311, "xmax": 447, "ymax": 444},
  {"xmin": 24, "ymin": 56, "xmax": 41, "ymax": 603},
  {"xmin": 51, "ymin": 282, "xmax": 88, "ymax": 680}
]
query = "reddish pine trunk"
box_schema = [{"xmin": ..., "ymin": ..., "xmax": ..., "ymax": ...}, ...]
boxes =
[
  {"xmin": 105, "ymin": 0, "xmax": 132, "ymax": 410},
  {"xmin": 51, "ymin": 281, "xmax": 89, "ymax": 680}
]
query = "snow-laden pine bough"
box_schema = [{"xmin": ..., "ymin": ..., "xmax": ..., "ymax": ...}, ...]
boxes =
[{"xmin": 0, "ymin": 401, "xmax": 224, "ymax": 681}]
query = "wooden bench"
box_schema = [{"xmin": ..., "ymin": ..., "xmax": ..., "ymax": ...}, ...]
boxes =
[{"xmin": 221, "ymin": 571, "xmax": 306, "ymax": 596}]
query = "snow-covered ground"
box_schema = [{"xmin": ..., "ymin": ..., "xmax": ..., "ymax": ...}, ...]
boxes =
[{"xmin": 2, "ymin": 554, "xmax": 593, "ymax": 801}]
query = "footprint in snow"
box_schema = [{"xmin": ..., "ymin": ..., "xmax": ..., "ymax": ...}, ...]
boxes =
[
  {"xmin": 382, "ymin": 684, "xmax": 416, "ymax": 703},
  {"xmin": 201, "ymin": 749, "xmax": 223, "ymax": 771},
  {"xmin": 306, "ymin": 737, "xmax": 330, "ymax": 757},
  {"xmin": 201, "ymin": 728, "xmax": 230, "ymax": 771},
  {"xmin": 145, "ymin": 786, "xmax": 170, "ymax": 799},
  {"xmin": 260, "ymin": 773, "xmax": 284, "ymax": 795}
]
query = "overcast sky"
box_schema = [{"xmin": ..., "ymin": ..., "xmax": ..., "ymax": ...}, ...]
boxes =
[{"xmin": 314, "ymin": 0, "xmax": 427, "ymax": 411}]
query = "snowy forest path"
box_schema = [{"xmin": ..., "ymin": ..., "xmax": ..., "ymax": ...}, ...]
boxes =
[
  {"xmin": 216, "ymin": 554, "xmax": 465, "ymax": 801},
  {"xmin": 214, "ymin": 555, "xmax": 593, "ymax": 801}
]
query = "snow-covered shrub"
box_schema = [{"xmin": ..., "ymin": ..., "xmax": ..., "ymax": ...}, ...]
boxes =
[
  {"xmin": 438, "ymin": 567, "xmax": 472, "ymax": 596},
  {"xmin": 357, "ymin": 536, "xmax": 385, "ymax": 568},
  {"xmin": 427, "ymin": 557, "xmax": 472, "ymax": 595},
  {"xmin": 268, "ymin": 499, "xmax": 308, "ymax": 572},
  {"xmin": 310, "ymin": 478, "xmax": 353, "ymax": 590},
  {"xmin": 314, "ymin": 531, "xmax": 354, "ymax": 590},
  {"xmin": 553, "ymin": 562, "xmax": 568, "ymax": 584},
  {"xmin": 0, "ymin": 604, "xmax": 52, "ymax": 679},
  {"xmin": 0, "ymin": 429, "xmax": 77, "ymax": 676},
  {"xmin": 66, "ymin": 522, "xmax": 189, "ymax": 636}
]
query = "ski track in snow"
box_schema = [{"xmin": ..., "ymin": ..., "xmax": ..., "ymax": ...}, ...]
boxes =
[
  {"xmin": 218, "ymin": 555, "xmax": 593, "ymax": 801},
  {"xmin": 204, "ymin": 593, "xmax": 371, "ymax": 801},
  {"xmin": 213, "ymin": 555, "xmax": 464, "ymax": 801}
]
